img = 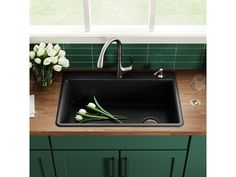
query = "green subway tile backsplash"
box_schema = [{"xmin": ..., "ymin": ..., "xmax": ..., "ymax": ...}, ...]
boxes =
[
  {"xmin": 66, "ymin": 48, "xmax": 92, "ymax": 56},
  {"xmin": 63, "ymin": 44, "xmax": 92, "ymax": 49},
  {"xmin": 149, "ymin": 44, "xmax": 176, "ymax": 49},
  {"xmin": 93, "ymin": 48, "xmax": 117, "ymax": 56},
  {"xmin": 176, "ymin": 48, "xmax": 205, "ymax": 56},
  {"xmin": 69, "ymin": 62, "xmax": 93, "ymax": 69},
  {"xmin": 67, "ymin": 56, "xmax": 93, "ymax": 63},
  {"xmin": 150, "ymin": 62, "xmax": 175, "ymax": 69},
  {"xmin": 30, "ymin": 43, "xmax": 206, "ymax": 69},
  {"xmin": 148, "ymin": 56, "xmax": 175, "ymax": 63},
  {"xmin": 149, "ymin": 48, "xmax": 176, "ymax": 56},
  {"xmin": 175, "ymin": 62, "xmax": 203, "ymax": 69},
  {"xmin": 177, "ymin": 44, "xmax": 205, "ymax": 49},
  {"xmin": 175, "ymin": 56, "xmax": 203, "ymax": 63}
]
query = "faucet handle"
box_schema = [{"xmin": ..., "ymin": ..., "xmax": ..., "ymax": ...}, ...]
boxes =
[{"xmin": 120, "ymin": 56, "xmax": 133, "ymax": 72}]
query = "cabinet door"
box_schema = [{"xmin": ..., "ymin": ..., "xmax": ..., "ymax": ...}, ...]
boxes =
[
  {"xmin": 120, "ymin": 150, "xmax": 186, "ymax": 177},
  {"xmin": 184, "ymin": 136, "xmax": 206, "ymax": 177},
  {"xmin": 53, "ymin": 150, "xmax": 119, "ymax": 177},
  {"xmin": 30, "ymin": 151, "xmax": 55, "ymax": 177}
]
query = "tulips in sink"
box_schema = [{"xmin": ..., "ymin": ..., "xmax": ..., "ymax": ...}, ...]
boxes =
[
  {"xmin": 75, "ymin": 96, "xmax": 126, "ymax": 123},
  {"xmin": 29, "ymin": 42, "xmax": 70, "ymax": 87}
]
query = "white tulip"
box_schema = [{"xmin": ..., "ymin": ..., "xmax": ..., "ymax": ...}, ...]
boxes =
[
  {"xmin": 62, "ymin": 59, "xmax": 70, "ymax": 67},
  {"xmin": 54, "ymin": 44, "xmax": 61, "ymax": 51},
  {"xmin": 58, "ymin": 57, "xmax": 66, "ymax": 65},
  {"xmin": 46, "ymin": 43, "xmax": 53, "ymax": 50},
  {"xmin": 53, "ymin": 64, "xmax": 62, "ymax": 72},
  {"xmin": 34, "ymin": 58, "xmax": 41, "ymax": 64},
  {"xmin": 58, "ymin": 50, "xmax": 66, "ymax": 57},
  {"xmin": 29, "ymin": 51, "xmax": 35, "ymax": 60},
  {"xmin": 33, "ymin": 45, "xmax": 39, "ymax": 53},
  {"xmin": 29, "ymin": 62, "xmax": 32, "ymax": 69},
  {"xmin": 51, "ymin": 56, "xmax": 58, "ymax": 64},
  {"xmin": 43, "ymin": 57, "xmax": 52, "ymax": 65},
  {"xmin": 75, "ymin": 115, "xmax": 83, "ymax": 121},
  {"xmin": 37, "ymin": 47, "xmax": 45, "ymax": 57},
  {"xmin": 87, "ymin": 103, "xmax": 96, "ymax": 109},
  {"xmin": 47, "ymin": 48, "xmax": 57, "ymax": 57},
  {"xmin": 39, "ymin": 42, "xmax": 46, "ymax": 48},
  {"xmin": 78, "ymin": 109, "xmax": 87, "ymax": 115}
]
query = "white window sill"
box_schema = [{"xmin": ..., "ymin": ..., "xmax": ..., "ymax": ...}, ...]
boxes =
[{"xmin": 30, "ymin": 25, "xmax": 206, "ymax": 44}]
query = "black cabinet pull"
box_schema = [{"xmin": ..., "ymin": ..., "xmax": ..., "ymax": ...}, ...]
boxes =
[
  {"xmin": 120, "ymin": 157, "xmax": 128, "ymax": 177},
  {"xmin": 108, "ymin": 157, "xmax": 115, "ymax": 177}
]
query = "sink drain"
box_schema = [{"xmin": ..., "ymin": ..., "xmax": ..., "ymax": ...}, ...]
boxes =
[{"xmin": 143, "ymin": 117, "xmax": 159, "ymax": 124}]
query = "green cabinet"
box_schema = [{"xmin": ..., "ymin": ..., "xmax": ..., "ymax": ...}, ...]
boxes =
[
  {"xmin": 53, "ymin": 151, "xmax": 119, "ymax": 177},
  {"xmin": 30, "ymin": 151, "xmax": 55, "ymax": 177},
  {"xmin": 121, "ymin": 151, "xmax": 186, "ymax": 177},
  {"xmin": 30, "ymin": 136, "xmax": 206, "ymax": 177},
  {"xmin": 184, "ymin": 136, "xmax": 206, "ymax": 177}
]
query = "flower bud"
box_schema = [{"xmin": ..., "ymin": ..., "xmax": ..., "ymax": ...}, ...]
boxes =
[
  {"xmin": 51, "ymin": 56, "xmax": 58, "ymax": 64},
  {"xmin": 39, "ymin": 42, "xmax": 46, "ymax": 48},
  {"xmin": 47, "ymin": 48, "xmax": 57, "ymax": 57},
  {"xmin": 58, "ymin": 50, "xmax": 66, "ymax": 57},
  {"xmin": 87, "ymin": 103, "xmax": 96, "ymax": 109},
  {"xmin": 62, "ymin": 59, "xmax": 70, "ymax": 67},
  {"xmin": 53, "ymin": 64, "xmax": 62, "ymax": 72},
  {"xmin": 54, "ymin": 44, "xmax": 61, "ymax": 51},
  {"xmin": 29, "ymin": 51, "xmax": 35, "ymax": 60},
  {"xmin": 37, "ymin": 48, "xmax": 45, "ymax": 57},
  {"xmin": 43, "ymin": 57, "xmax": 52, "ymax": 65},
  {"xmin": 33, "ymin": 45, "xmax": 39, "ymax": 53},
  {"xmin": 58, "ymin": 57, "xmax": 66, "ymax": 65},
  {"xmin": 34, "ymin": 58, "xmax": 41, "ymax": 64},
  {"xmin": 78, "ymin": 109, "xmax": 87, "ymax": 115},
  {"xmin": 46, "ymin": 43, "xmax": 53, "ymax": 50},
  {"xmin": 75, "ymin": 115, "xmax": 83, "ymax": 121}
]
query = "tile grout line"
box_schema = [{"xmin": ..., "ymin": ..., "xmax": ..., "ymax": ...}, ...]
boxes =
[
  {"xmin": 146, "ymin": 44, "xmax": 149, "ymax": 66},
  {"xmin": 201, "ymin": 44, "xmax": 206, "ymax": 66},
  {"xmin": 173, "ymin": 44, "xmax": 177, "ymax": 69},
  {"xmin": 91, "ymin": 44, "xmax": 94, "ymax": 69},
  {"xmin": 66, "ymin": 54, "xmax": 205, "ymax": 57},
  {"xmin": 70, "ymin": 61, "xmax": 203, "ymax": 64}
]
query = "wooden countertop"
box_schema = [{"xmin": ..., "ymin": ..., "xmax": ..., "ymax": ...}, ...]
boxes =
[{"xmin": 30, "ymin": 70, "xmax": 206, "ymax": 136}]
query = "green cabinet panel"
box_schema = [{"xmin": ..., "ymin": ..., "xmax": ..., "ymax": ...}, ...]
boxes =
[
  {"xmin": 30, "ymin": 136, "xmax": 50, "ymax": 149},
  {"xmin": 53, "ymin": 150, "xmax": 119, "ymax": 177},
  {"xmin": 51, "ymin": 136, "xmax": 189, "ymax": 150},
  {"xmin": 120, "ymin": 150, "xmax": 186, "ymax": 177},
  {"xmin": 184, "ymin": 136, "xmax": 206, "ymax": 177},
  {"xmin": 30, "ymin": 151, "xmax": 55, "ymax": 177}
]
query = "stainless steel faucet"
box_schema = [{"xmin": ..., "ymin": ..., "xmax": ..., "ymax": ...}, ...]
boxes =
[{"xmin": 97, "ymin": 37, "xmax": 133, "ymax": 78}]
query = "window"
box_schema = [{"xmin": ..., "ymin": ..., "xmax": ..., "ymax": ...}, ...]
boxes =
[
  {"xmin": 155, "ymin": 0, "xmax": 206, "ymax": 25},
  {"xmin": 91, "ymin": 0, "xmax": 148, "ymax": 25},
  {"xmin": 30, "ymin": 0, "xmax": 206, "ymax": 43},
  {"xmin": 30, "ymin": 0, "xmax": 84, "ymax": 25}
]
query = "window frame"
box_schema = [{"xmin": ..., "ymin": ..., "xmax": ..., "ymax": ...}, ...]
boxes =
[{"xmin": 30, "ymin": 0, "xmax": 206, "ymax": 43}]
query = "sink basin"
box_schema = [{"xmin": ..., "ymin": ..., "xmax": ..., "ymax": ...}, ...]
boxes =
[{"xmin": 56, "ymin": 71, "xmax": 183, "ymax": 127}]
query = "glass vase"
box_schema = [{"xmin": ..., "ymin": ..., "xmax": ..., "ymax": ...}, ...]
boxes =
[{"xmin": 32, "ymin": 65, "xmax": 54, "ymax": 87}]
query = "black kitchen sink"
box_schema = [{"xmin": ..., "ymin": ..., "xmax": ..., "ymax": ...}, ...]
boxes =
[{"xmin": 56, "ymin": 71, "xmax": 183, "ymax": 127}]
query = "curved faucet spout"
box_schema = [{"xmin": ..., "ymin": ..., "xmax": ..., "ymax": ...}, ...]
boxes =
[
  {"xmin": 97, "ymin": 37, "xmax": 132, "ymax": 78},
  {"xmin": 97, "ymin": 37, "xmax": 120, "ymax": 68}
]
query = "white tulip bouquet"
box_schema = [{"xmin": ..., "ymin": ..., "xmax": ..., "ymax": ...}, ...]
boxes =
[{"xmin": 29, "ymin": 42, "xmax": 70, "ymax": 87}]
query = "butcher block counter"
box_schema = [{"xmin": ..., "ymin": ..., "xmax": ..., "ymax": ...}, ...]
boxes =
[{"xmin": 30, "ymin": 70, "xmax": 206, "ymax": 136}]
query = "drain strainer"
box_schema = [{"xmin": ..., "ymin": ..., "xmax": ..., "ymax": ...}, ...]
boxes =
[{"xmin": 143, "ymin": 117, "xmax": 159, "ymax": 124}]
